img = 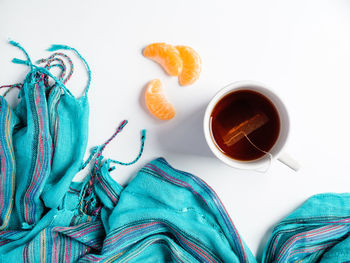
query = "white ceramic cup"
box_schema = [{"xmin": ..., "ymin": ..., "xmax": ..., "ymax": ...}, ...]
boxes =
[{"xmin": 203, "ymin": 81, "xmax": 300, "ymax": 171}]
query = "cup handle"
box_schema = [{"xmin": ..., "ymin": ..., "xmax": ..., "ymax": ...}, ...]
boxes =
[{"xmin": 277, "ymin": 152, "xmax": 300, "ymax": 171}]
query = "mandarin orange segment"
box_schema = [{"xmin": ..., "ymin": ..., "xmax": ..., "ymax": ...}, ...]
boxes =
[
  {"xmin": 175, "ymin": 45, "xmax": 202, "ymax": 86},
  {"xmin": 143, "ymin": 43, "xmax": 183, "ymax": 76},
  {"xmin": 145, "ymin": 79, "xmax": 176, "ymax": 120}
]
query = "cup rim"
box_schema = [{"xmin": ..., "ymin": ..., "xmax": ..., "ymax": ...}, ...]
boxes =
[{"xmin": 203, "ymin": 80, "xmax": 290, "ymax": 170}]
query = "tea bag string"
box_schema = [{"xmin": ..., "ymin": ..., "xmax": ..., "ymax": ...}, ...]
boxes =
[{"xmin": 239, "ymin": 131, "xmax": 273, "ymax": 173}]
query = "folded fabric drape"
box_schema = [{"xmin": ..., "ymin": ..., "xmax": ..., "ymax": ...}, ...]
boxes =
[
  {"xmin": 0, "ymin": 41, "xmax": 255, "ymax": 262},
  {"xmin": 262, "ymin": 193, "xmax": 350, "ymax": 262}
]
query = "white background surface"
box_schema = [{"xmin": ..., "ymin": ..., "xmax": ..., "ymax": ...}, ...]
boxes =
[{"xmin": 1, "ymin": 0, "xmax": 350, "ymax": 259}]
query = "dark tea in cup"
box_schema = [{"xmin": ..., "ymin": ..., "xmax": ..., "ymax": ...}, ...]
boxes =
[{"xmin": 209, "ymin": 89, "xmax": 280, "ymax": 161}]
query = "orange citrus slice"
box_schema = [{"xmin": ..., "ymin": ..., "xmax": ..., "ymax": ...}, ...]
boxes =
[
  {"xmin": 175, "ymin": 45, "xmax": 202, "ymax": 86},
  {"xmin": 143, "ymin": 43, "xmax": 183, "ymax": 76},
  {"xmin": 145, "ymin": 79, "xmax": 176, "ymax": 120}
]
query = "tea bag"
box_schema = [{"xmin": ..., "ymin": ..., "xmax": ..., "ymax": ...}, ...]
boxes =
[{"xmin": 223, "ymin": 112, "xmax": 269, "ymax": 147}]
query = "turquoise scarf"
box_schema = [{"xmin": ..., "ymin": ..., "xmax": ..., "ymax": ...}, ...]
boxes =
[{"xmin": 263, "ymin": 193, "xmax": 350, "ymax": 262}]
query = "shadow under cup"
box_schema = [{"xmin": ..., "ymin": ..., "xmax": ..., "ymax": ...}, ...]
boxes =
[{"xmin": 203, "ymin": 82, "xmax": 290, "ymax": 170}]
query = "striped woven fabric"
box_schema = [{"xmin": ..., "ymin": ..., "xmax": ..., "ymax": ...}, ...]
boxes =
[
  {"xmin": 262, "ymin": 194, "xmax": 350, "ymax": 262},
  {"xmin": 0, "ymin": 155, "xmax": 257, "ymax": 262},
  {"xmin": 0, "ymin": 97, "xmax": 18, "ymax": 231},
  {"xmin": 0, "ymin": 41, "xmax": 255, "ymax": 262}
]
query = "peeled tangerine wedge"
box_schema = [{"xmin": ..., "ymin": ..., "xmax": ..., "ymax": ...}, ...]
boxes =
[
  {"xmin": 143, "ymin": 43, "xmax": 183, "ymax": 76},
  {"xmin": 145, "ymin": 79, "xmax": 176, "ymax": 120},
  {"xmin": 176, "ymin": 45, "xmax": 202, "ymax": 86}
]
